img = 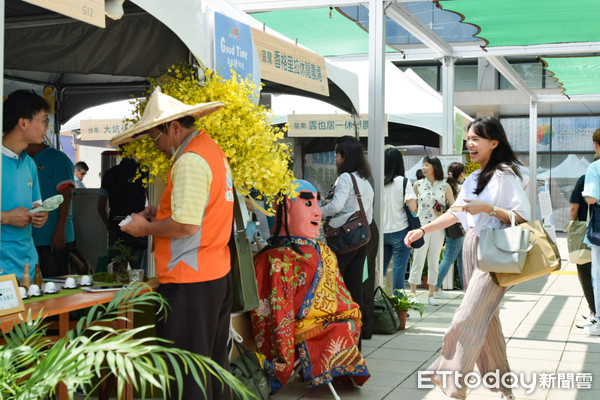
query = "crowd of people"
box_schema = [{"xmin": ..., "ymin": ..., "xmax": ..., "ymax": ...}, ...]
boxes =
[{"xmin": 3, "ymin": 88, "xmax": 600, "ymax": 400}]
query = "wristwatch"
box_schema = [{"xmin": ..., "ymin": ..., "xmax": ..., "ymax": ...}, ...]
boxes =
[{"xmin": 489, "ymin": 206, "xmax": 498, "ymax": 217}]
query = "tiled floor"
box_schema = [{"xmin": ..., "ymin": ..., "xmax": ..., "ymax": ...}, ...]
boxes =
[{"xmin": 272, "ymin": 233, "xmax": 600, "ymax": 399}]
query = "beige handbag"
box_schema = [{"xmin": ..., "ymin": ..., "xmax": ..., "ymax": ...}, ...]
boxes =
[
  {"xmin": 493, "ymin": 220, "xmax": 561, "ymax": 287},
  {"xmin": 478, "ymin": 211, "xmax": 535, "ymax": 273}
]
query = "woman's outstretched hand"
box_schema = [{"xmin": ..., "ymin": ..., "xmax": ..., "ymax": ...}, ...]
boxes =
[
  {"xmin": 404, "ymin": 228, "xmax": 424, "ymax": 248},
  {"xmin": 463, "ymin": 199, "xmax": 491, "ymax": 215}
]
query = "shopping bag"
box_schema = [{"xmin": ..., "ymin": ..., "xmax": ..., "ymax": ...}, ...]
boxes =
[
  {"xmin": 230, "ymin": 189, "xmax": 260, "ymax": 313},
  {"xmin": 493, "ymin": 220, "xmax": 561, "ymax": 287},
  {"xmin": 373, "ymin": 286, "xmax": 400, "ymax": 334},
  {"xmin": 565, "ymin": 220, "xmax": 591, "ymax": 264},
  {"xmin": 478, "ymin": 212, "xmax": 534, "ymax": 273}
]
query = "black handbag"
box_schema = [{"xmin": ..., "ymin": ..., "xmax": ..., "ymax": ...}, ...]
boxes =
[
  {"xmin": 373, "ymin": 286, "xmax": 400, "ymax": 334},
  {"xmin": 230, "ymin": 340, "xmax": 271, "ymax": 400},
  {"xmin": 403, "ymin": 178, "xmax": 425, "ymax": 248},
  {"xmin": 324, "ymin": 173, "xmax": 372, "ymax": 255},
  {"xmin": 587, "ymin": 204, "xmax": 600, "ymax": 246},
  {"xmin": 445, "ymin": 222, "xmax": 464, "ymax": 240}
]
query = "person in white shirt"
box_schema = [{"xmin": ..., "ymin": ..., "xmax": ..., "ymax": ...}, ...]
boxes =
[
  {"xmin": 405, "ymin": 116, "xmax": 529, "ymax": 400},
  {"xmin": 382, "ymin": 147, "xmax": 417, "ymax": 294},
  {"xmin": 74, "ymin": 161, "xmax": 88, "ymax": 188},
  {"xmin": 321, "ymin": 138, "xmax": 374, "ymax": 343}
]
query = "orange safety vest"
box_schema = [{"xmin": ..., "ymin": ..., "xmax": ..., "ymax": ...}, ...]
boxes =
[{"xmin": 154, "ymin": 131, "xmax": 234, "ymax": 284}]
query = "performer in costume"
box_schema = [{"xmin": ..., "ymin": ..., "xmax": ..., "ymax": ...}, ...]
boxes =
[{"xmin": 251, "ymin": 180, "xmax": 370, "ymax": 393}]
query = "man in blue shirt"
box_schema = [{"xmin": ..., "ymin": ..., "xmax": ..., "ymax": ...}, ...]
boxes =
[
  {"xmin": 27, "ymin": 142, "xmax": 75, "ymax": 277},
  {"xmin": 1, "ymin": 90, "xmax": 49, "ymax": 280}
]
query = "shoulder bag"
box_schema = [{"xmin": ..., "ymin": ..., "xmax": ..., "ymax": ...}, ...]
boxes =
[
  {"xmin": 373, "ymin": 286, "xmax": 400, "ymax": 334},
  {"xmin": 493, "ymin": 220, "xmax": 561, "ymax": 287},
  {"xmin": 403, "ymin": 178, "xmax": 425, "ymax": 248},
  {"xmin": 587, "ymin": 204, "xmax": 600, "ymax": 246},
  {"xmin": 478, "ymin": 211, "xmax": 535, "ymax": 273},
  {"xmin": 324, "ymin": 173, "xmax": 372, "ymax": 255},
  {"xmin": 230, "ymin": 339, "xmax": 271, "ymax": 400},
  {"xmin": 565, "ymin": 217, "xmax": 591, "ymax": 264}
]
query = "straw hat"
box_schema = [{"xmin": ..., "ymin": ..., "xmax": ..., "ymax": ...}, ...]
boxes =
[{"xmin": 110, "ymin": 87, "xmax": 223, "ymax": 146}]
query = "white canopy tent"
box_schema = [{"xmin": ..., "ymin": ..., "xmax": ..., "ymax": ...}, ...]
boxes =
[{"xmin": 538, "ymin": 154, "xmax": 590, "ymax": 179}]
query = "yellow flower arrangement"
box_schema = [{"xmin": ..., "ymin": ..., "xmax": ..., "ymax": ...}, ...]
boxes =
[
  {"xmin": 122, "ymin": 63, "xmax": 295, "ymax": 208},
  {"xmin": 464, "ymin": 154, "xmax": 480, "ymax": 177}
]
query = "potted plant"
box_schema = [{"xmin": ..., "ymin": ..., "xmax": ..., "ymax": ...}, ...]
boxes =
[
  {"xmin": 389, "ymin": 290, "xmax": 426, "ymax": 330},
  {"xmin": 105, "ymin": 238, "xmax": 138, "ymax": 282},
  {"xmin": 0, "ymin": 284, "xmax": 253, "ymax": 399}
]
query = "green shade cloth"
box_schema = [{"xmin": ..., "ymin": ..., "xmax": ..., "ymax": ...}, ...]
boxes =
[
  {"xmin": 436, "ymin": 0, "xmax": 600, "ymax": 47},
  {"xmin": 252, "ymin": 8, "xmax": 396, "ymax": 56},
  {"xmin": 542, "ymin": 56, "xmax": 600, "ymax": 96}
]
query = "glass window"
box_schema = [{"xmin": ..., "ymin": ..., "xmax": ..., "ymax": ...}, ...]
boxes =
[
  {"xmin": 402, "ymin": 66, "xmax": 439, "ymax": 91},
  {"xmin": 551, "ymin": 116, "xmax": 599, "ymax": 152},
  {"xmin": 499, "ymin": 63, "xmax": 544, "ymax": 89},
  {"xmin": 454, "ymin": 65, "xmax": 477, "ymax": 91},
  {"xmin": 500, "ymin": 117, "xmax": 551, "ymax": 152}
]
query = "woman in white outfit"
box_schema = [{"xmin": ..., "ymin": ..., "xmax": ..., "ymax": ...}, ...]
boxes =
[
  {"xmin": 409, "ymin": 156, "xmax": 454, "ymax": 305},
  {"xmin": 405, "ymin": 116, "xmax": 529, "ymax": 400}
]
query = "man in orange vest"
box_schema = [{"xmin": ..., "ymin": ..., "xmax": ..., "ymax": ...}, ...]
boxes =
[{"xmin": 113, "ymin": 88, "xmax": 234, "ymax": 399}]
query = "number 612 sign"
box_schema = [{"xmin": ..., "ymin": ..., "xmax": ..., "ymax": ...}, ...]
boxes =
[{"xmin": 0, "ymin": 274, "xmax": 25, "ymax": 317}]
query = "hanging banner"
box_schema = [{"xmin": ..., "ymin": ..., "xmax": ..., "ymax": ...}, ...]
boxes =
[
  {"xmin": 251, "ymin": 28, "xmax": 329, "ymax": 96},
  {"xmin": 287, "ymin": 114, "xmax": 387, "ymax": 137},
  {"xmin": 24, "ymin": 0, "xmax": 105, "ymax": 28},
  {"xmin": 80, "ymin": 119, "xmax": 127, "ymax": 141}
]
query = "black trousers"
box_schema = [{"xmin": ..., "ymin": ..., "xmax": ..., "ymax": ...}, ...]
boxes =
[
  {"xmin": 361, "ymin": 221, "xmax": 379, "ymax": 339},
  {"xmin": 156, "ymin": 273, "xmax": 233, "ymax": 400},
  {"xmin": 577, "ymin": 262, "xmax": 596, "ymax": 314}
]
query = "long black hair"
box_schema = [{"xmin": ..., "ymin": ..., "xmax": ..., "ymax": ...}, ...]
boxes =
[
  {"xmin": 335, "ymin": 140, "xmax": 372, "ymax": 179},
  {"xmin": 468, "ymin": 116, "xmax": 522, "ymax": 195},
  {"xmin": 447, "ymin": 162, "xmax": 465, "ymax": 197},
  {"xmin": 384, "ymin": 147, "xmax": 405, "ymax": 185},
  {"xmin": 423, "ymin": 156, "xmax": 444, "ymax": 181}
]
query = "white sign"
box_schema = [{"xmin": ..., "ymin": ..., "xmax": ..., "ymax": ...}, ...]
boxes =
[
  {"xmin": 287, "ymin": 114, "xmax": 388, "ymax": 137},
  {"xmin": 538, "ymin": 180, "xmax": 557, "ymax": 243},
  {"xmin": 24, "ymin": 0, "xmax": 105, "ymax": 28},
  {"xmin": 80, "ymin": 119, "xmax": 127, "ymax": 141}
]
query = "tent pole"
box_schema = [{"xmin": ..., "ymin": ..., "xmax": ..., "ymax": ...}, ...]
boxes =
[
  {"xmin": 368, "ymin": 0, "xmax": 385, "ymax": 288},
  {"xmin": 529, "ymin": 100, "xmax": 538, "ymax": 220},
  {"xmin": 442, "ymin": 56, "xmax": 455, "ymax": 155}
]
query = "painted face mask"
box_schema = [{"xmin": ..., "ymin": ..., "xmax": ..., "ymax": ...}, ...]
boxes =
[{"xmin": 280, "ymin": 180, "xmax": 322, "ymax": 240}]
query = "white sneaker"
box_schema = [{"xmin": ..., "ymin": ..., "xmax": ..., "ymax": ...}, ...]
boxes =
[
  {"xmin": 496, "ymin": 393, "xmax": 516, "ymax": 400},
  {"xmin": 584, "ymin": 323, "xmax": 600, "ymax": 336},
  {"xmin": 428, "ymin": 296, "xmax": 440, "ymax": 306},
  {"xmin": 576, "ymin": 313, "xmax": 597, "ymax": 329},
  {"xmin": 435, "ymin": 289, "xmax": 450, "ymax": 299}
]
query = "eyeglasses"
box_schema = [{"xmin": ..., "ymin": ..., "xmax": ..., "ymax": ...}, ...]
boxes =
[
  {"xmin": 151, "ymin": 124, "xmax": 168, "ymax": 145},
  {"xmin": 32, "ymin": 116, "xmax": 50, "ymax": 127}
]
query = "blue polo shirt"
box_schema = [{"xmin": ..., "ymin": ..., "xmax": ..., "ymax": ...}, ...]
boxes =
[
  {"xmin": 1, "ymin": 146, "xmax": 42, "ymax": 279},
  {"xmin": 31, "ymin": 146, "xmax": 75, "ymax": 246}
]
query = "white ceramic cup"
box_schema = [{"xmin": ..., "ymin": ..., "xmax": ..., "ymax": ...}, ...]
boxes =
[
  {"xmin": 28, "ymin": 284, "xmax": 41, "ymax": 297},
  {"xmin": 79, "ymin": 275, "xmax": 92, "ymax": 286},
  {"xmin": 19, "ymin": 286, "xmax": 27, "ymax": 299},
  {"xmin": 64, "ymin": 277, "xmax": 77, "ymax": 288},
  {"xmin": 44, "ymin": 281, "xmax": 57, "ymax": 294}
]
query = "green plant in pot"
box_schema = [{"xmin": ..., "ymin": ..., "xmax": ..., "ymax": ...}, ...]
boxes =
[
  {"xmin": 388, "ymin": 290, "xmax": 426, "ymax": 329},
  {"xmin": 106, "ymin": 238, "xmax": 138, "ymax": 282}
]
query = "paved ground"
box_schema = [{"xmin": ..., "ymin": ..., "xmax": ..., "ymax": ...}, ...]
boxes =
[{"xmin": 272, "ymin": 232, "xmax": 600, "ymax": 400}]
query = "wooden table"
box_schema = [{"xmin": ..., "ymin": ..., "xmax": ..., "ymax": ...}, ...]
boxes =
[{"xmin": 0, "ymin": 280, "xmax": 158, "ymax": 399}]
